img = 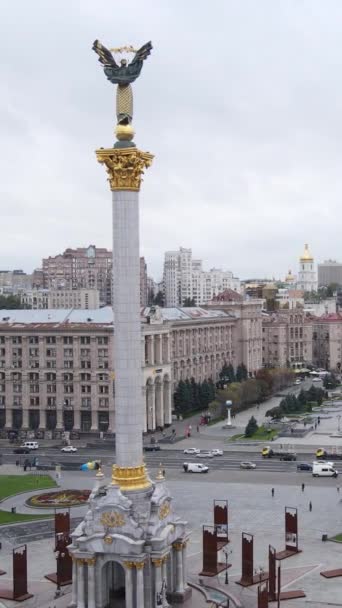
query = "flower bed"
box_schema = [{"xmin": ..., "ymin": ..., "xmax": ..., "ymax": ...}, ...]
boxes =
[{"xmin": 26, "ymin": 489, "xmax": 91, "ymax": 509}]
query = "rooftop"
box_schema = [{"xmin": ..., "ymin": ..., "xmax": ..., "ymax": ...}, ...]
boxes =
[{"xmin": 0, "ymin": 306, "xmax": 233, "ymax": 329}]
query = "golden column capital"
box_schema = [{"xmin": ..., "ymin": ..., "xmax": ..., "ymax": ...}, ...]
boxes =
[
  {"xmin": 123, "ymin": 560, "xmax": 135, "ymax": 570},
  {"xmin": 152, "ymin": 558, "xmax": 163, "ymax": 567},
  {"xmin": 173, "ymin": 542, "xmax": 184, "ymax": 552},
  {"xmin": 134, "ymin": 561, "xmax": 145, "ymax": 570},
  {"xmin": 95, "ymin": 147, "xmax": 154, "ymax": 192},
  {"xmin": 111, "ymin": 463, "xmax": 151, "ymax": 491}
]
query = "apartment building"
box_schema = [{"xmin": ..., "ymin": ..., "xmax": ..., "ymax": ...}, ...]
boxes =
[
  {"xmin": 163, "ymin": 247, "xmax": 240, "ymax": 306},
  {"xmin": 40, "ymin": 245, "xmax": 148, "ymax": 307}
]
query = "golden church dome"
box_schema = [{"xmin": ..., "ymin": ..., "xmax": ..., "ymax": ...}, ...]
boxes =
[
  {"xmin": 300, "ymin": 243, "xmax": 313, "ymax": 262},
  {"xmin": 285, "ymin": 270, "xmax": 294, "ymax": 282}
]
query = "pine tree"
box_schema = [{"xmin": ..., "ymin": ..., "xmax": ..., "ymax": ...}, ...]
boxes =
[
  {"xmin": 245, "ymin": 415, "xmax": 259, "ymax": 437},
  {"xmin": 227, "ymin": 363, "xmax": 235, "ymax": 383},
  {"xmin": 208, "ymin": 378, "xmax": 216, "ymax": 402},
  {"xmin": 199, "ymin": 380, "xmax": 211, "ymax": 408}
]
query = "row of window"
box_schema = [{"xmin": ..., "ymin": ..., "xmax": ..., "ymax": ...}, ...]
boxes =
[
  {"xmin": 0, "ymin": 396, "xmax": 110, "ymax": 408},
  {"xmin": 0, "ymin": 336, "xmax": 109, "ymax": 345},
  {"xmin": 0, "ymin": 359, "xmax": 110, "ymax": 370},
  {"xmin": 0, "ymin": 384, "xmax": 110, "ymax": 394},
  {"xmin": 0, "ymin": 372, "xmax": 109, "ymax": 381}
]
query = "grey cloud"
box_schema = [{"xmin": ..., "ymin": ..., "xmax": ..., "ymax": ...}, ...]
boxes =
[{"xmin": 1, "ymin": 0, "xmax": 342, "ymax": 281}]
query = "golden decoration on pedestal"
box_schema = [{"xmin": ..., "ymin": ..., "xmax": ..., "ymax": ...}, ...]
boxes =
[
  {"xmin": 96, "ymin": 147, "xmax": 154, "ymax": 192},
  {"xmin": 111, "ymin": 463, "xmax": 151, "ymax": 491},
  {"xmin": 100, "ymin": 510, "xmax": 126, "ymax": 528},
  {"xmin": 158, "ymin": 501, "xmax": 170, "ymax": 520}
]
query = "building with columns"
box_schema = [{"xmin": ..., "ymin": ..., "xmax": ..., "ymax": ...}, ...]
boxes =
[
  {"xmin": 297, "ymin": 244, "xmax": 317, "ymax": 292},
  {"xmin": 0, "ymin": 308, "xmax": 172, "ymax": 435},
  {"xmin": 0, "ymin": 301, "xmax": 266, "ymax": 436}
]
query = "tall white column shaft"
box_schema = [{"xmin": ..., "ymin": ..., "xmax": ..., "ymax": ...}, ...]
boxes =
[
  {"xmin": 77, "ymin": 561, "xmax": 85, "ymax": 608},
  {"xmin": 87, "ymin": 561, "xmax": 96, "ymax": 608},
  {"xmin": 112, "ymin": 190, "xmax": 144, "ymax": 467}
]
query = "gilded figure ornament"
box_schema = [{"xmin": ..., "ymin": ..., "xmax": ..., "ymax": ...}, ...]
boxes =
[
  {"xmin": 158, "ymin": 501, "xmax": 171, "ymax": 520},
  {"xmin": 92, "ymin": 39, "xmax": 152, "ymax": 133},
  {"xmin": 104, "ymin": 535, "xmax": 113, "ymax": 544},
  {"xmin": 100, "ymin": 510, "xmax": 126, "ymax": 528}
]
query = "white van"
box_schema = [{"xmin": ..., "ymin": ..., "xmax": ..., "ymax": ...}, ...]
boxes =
[
  {"xmin": 22, "ymin": 441, "xmax": 39, "ymax": 450},
  {"xmin": 183, "ymin": 462, "xmax": 209, "ymax": 473},
  {"xmin": 312, "ymin": 462, "xmax": 338, "ymax": 477}
]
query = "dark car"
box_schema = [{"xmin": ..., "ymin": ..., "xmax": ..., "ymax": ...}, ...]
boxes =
[
  {"xmin": 143, "ymin": 445, "xmax": 161, "ymax": 452},
  {"xmin": 13, "ymin": 447, "xmax": 30, "ymax": 454},
  {"xmin": 280, "ymin": 453, "xmax": 297, "ymax": 461},
  {"xmin": 297, "ymin": 463, "xmax": 313, "ymax": 471}
]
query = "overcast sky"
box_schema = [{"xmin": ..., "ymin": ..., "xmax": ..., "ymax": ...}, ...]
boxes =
[{"xmin": 1, "ymin": 0, "xmax": 342, "ymax": 281}]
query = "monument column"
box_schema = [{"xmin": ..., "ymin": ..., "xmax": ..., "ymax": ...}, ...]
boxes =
[{"xmin": 97, "ymin": 144, "xmax": 153, "ymax": 490}]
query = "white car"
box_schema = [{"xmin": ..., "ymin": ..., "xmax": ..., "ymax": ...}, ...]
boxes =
[
  {"xmin": 211, "ymin": 449, "xmax": 223, "ymax": 456},
  {"xmin": 196, "ymin": 450, "xmax": 214, "ymax": 458},
  {"xmin": 61, "ymin": 445, "xmax": 78, "ymax": 452},
  {"xmin": 183, "ymin": 463, "xmax": 209, "ymax": 473},
  {"xmin": 183, "ymin": 448, "xmax": 200, "ymax": 455},
  {"xmin": 312, "ymin": 378, "xmax": 322, "ymax": 382},
  {"xmin": 240, "ymin": 461, "xmax": 256, "ymax": 469}
]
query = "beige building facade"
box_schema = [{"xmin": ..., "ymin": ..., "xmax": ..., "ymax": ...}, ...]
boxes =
[
  {"xmin": 0, "ymin": 308, "xmax": 171, "ymax": 435},
  {"xmin": 312, "ymin": 313, "xmax": 342, "ymax": 370},
  {"xmin": 0, "ymin": 301, "xmax": 265, "ymax": 435},
  {"xmin": 262, "ymin": 309, "xmax": 313, "ymax": 368},
  {"xmin": 21, "ymin": 288, "xmax": 100, "ymax": 310}
]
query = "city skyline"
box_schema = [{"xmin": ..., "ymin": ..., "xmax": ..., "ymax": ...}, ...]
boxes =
[{"xmin": 2, "ymin": 2, "xmax": 342, "ymax": 279}]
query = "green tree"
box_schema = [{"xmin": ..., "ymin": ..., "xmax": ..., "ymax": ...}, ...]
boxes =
[
  {"xmin": 183, "ymin": 297, "xmax": 196, "ymax": 307},
  {"xmin": 173, "ymin": 380, "xmax": 191, "ymax": 415},
  {"xmin": 199, "ymin": 379, "xmax": 211, "ymax": 408},
  {"xmin": 245, "ymin": 415, "xmax": 259, "ymax": 437},
  {"xmin": 298, "ymin": 389, "xmax": 307, "ymax": 407},
  {"xmin": 208, "ymin": 378, "xmax": 216, "ymax": 402},
  {"xmin": 190, "ymin": 377, "xmax": 200, "ymax": 410},
  {"xmin": 236, "ymin": 363, "xmax": 248, "ymax": 383},
  {"xmin": 153, "ymin": 291, "xmax": 164, "ymax": 306},
  {"xmin": 0, "ymin": 294, "xmax": 25, "ymax": 309},
  {"xmin": 219, "ymin": 361, "xmax": 230, "ymax": 381}
]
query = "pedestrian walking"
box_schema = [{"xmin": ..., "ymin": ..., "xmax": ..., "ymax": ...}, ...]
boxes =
[
  {"xmin": 309, "ymin": 501, "xmax": 312, "ymax": 512},
  {"xmin": 271, "ymin": 488, "xmax": 275, "ymax": 497},
  {"xmin": 337, "ymin": 486, "xmax": 340, "ymax": 493},
  {"xmin": 301, "ymin": 483, "xmax": 305, "ymax": 492},
  {"xmin": 162, "ymin": 469, "xmax": 165, "ymax": 478},
  {"xmin": 197, "ymin": 425, "xmax": 200, "ymax": 433}
]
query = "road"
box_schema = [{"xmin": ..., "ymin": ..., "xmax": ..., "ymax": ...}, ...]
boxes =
[{"xmin": 2, "ymin": 446, "xmax": 321, "ymax": 473}]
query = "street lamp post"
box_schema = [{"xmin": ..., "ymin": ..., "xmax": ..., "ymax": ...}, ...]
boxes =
[
  {"xmin": 338, "ymin": 415, "xmax": 341, "ymax": 433},
  {"xmin": 223, "ymin": 548, "xmax": 232, "ymax": 584},
  {"xmin": 225, "ymin": 401, "xmax": 232, "ymax": 427}
]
